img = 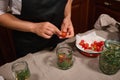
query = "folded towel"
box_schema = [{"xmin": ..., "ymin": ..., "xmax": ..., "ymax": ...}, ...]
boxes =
[
  {"xmin": 94, "ymin": 14, "xmax": 119, "ymax": 32},
  {"xmin": 0, "ymin": 76, "xmax": 4, "ymax": 80}
]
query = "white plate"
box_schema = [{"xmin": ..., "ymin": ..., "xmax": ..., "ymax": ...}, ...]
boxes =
[{"xmin": 76, "ymin": 32, "xmax": 105, "ymax": 53}]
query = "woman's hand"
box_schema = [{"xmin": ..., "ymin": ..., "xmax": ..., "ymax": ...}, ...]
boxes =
[
  {"xmin": 0, "ymin": 13, "xmax": 62, "ymax": 39},
  {"xmin": 60, "ymin": 16, "xmax": 74, "ymax": 39},
  {"xmin": 32, "ymin": 22, "xmax": 61, "ymax": 39}
]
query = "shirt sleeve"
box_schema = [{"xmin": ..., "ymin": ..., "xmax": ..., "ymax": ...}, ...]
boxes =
[{"xmin": 0, "ymin": 0, "xmax": 9, "ymax": 15}]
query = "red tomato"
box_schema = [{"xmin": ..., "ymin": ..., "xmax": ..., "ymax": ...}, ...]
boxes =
[
  {"xmin": 79, "ymin": 39, "xmax": 104, "ymax": 52},
  {"xmin": 88, "ymin": 47, "xmax": 92, "ymax": 50},
  {"xmin": 79, "ymin": 40, "xmax": 85, "ymax": 46},
  {"xmin": 94, "ymin": 41, "xmax": 98, "ymax": 44},
  {"xmin": 58, "ymin": 54, "xmax": 66, "ymax": 59},
  {"xmin": 99, "ymin": 41, "xmax": 104, "ymax": 47},
  {"xmin": 84, "ymin": 43, "xmax": 89, "ymax": 49},
  {"xmin": 60, "ymin": 32, "xmax": 67, "ymax": 38},
  {"xmin": 81, "ymin": 40, "xmax": 85, "ymax": 43}
]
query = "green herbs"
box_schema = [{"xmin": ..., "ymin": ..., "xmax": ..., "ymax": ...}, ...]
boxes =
[
  {"xmin": 56, "ymin": 47, "xmax": 74, "ymax": 70},
  {"xmin": 57, "ymin": 52, "xmax": 73, "ymax": 70},
  {"xmin": 99, "ymin": 40, "xmax": 120, "ymax": 75},
  {"xmin": 99, "ymin": 49, "xmax": 120, "ymax": 75},
  {"xmin": 12, "ymin": 61, "xmax": 31, "ymax": 80},
  {"xmin": 15, "ymin": 68, "xmax": 30, "ymax": 80}
]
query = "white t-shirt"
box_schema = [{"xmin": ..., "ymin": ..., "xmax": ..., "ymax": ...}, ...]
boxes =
[{"xmin": 0, "ymin": 0, "xmax": 22, "ymax": 15}]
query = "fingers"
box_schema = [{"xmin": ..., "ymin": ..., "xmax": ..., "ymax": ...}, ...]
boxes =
[
  {"xmin": 47, "ymin": 23, "xmax": 62, "ymax": 36},
  {"xmin": 45, "ymin": 29, "xmax": 54, "ymax": 36},
  {"xmin": 60, "ymin": 23, "xmax": 74, "ymax": 39},
  {"xmin": 42, "ymin": 33, "xmax": 52, "ymax": 39},
  {"xmin": 34, "ymin": 22, "xmax": 74, "ymax": 39},
  {"xmin": 66, "ymin": 28, "xmax": 74, "ymax": 38},
  {"xmin": 54, "ymin": 27, "xmax": 62, "ymax": 36},
  {"xmin": 61, "ymin": 21, "xmax": 68, "ymax": 32},
  {"xmin": 42, "ymin": 22, "xmax": 62, "ymax": 38}
]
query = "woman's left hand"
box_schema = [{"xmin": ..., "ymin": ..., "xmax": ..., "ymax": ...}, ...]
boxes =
[{"xmin": 60, "ymin": 16, "xmax": 74, "ymax": 39}]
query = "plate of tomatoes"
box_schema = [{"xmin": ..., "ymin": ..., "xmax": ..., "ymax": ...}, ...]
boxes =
[{"xmin": 76, "ymin": 32, "xmax": 105, "ymax": 57}]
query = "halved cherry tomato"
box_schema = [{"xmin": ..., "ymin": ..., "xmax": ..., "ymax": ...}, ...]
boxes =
[
  {"xmin": 79, "ymin": 40, "xmax": 104, "ymax": 52},
  {"xmin": 79, "ymin": 40, "xmax": 85, "ymax": 46},
  {"xmin": 84, "ymin": 43, "xmax": 89, "ymax": 49},
  {"xmin": 58, "ymin": 54, "xmax": 65, "ymax": 59}
]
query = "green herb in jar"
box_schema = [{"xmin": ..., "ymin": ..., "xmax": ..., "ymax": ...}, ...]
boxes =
[
  {"xmin": 99, "ymin": 40, "xmax": 120, "ymax": 75},
  {"xmin": 16, "ymin": 69, "xmax": 30, "ymax": 80},
  {"xmin": 57, "ymin": 52, "xmax": 73, "ymax": 70}
]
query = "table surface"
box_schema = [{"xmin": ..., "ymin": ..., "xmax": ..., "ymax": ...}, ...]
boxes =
[{"xmin": 0, "ymin": 29, "xmax": 120, "ymax": 80}]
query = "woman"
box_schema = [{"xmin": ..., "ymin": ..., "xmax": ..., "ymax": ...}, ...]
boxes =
[{"xmin": 0, "ymin": 0, "xmax": 74, "ymax": 58}]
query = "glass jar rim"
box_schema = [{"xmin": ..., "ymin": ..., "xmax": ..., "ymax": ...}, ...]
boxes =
[
  {"xmin": 11, "ymin": 61, "xmax": 28, "ymax": 72},
  {"xmin": 104, "ymin": 39, "xmax": 120, "ymax": 50},
  {"xmin": 56, "ymin": 46, "xmax": 73, "ymax": 54}
]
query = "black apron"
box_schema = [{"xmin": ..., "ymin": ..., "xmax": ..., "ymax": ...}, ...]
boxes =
[{"xmin": 13, "ymin": 0, "xmax": 67, "ymax": 57}]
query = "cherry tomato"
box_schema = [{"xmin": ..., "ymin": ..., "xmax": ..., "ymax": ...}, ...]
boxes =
[
  {"xmin": 79, "ymin": 40, "xmax": 85, "ymax": 46},
  {"xmin": 60, "ymin": 32, "xmax": 67, "ymax": 38},
  {"xmin": 81, "ymin": 40, "xmax": 85, "ymax": 43},
  {"xmin": 96, "ymin": 46, "xmax": 101, "ymax": 51},
  {"xmin": 84, "ymin": 43, "xmax": 89, "ymax": 49},
  {"xmin": 99, "ymin": 41, "xmax": 104, "ymax": 47},
  {"xmin": 79, "ymin": 40, "xmax": 104, "ymax": 52},
  {"xmin": 88, "ymin": 47, "xmax": 92, "ymax": 50},
  {"xmin": 58, "ymin": 54, "xmax": 66, "ymax": 59}
]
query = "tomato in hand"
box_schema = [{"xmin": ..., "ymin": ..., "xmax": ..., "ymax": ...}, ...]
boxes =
[{"xmin": 60, "ymin": 32, "xmax": 67, "ymax": 38}]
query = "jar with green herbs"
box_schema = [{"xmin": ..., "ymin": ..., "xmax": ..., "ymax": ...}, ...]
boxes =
[
  {"xmin": 12, "ymin": 61, "xmax": 31, "ymax": 80},
  {"xmin": 99, "ymin": 40, "xmax": 120, "ymax": 75},
  {"xmin": 56, "ymin": 47, "xmax": 74, "ymax": 70}
]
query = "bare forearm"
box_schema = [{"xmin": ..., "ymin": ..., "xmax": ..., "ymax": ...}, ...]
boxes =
[
  {"xmin": 0, "ymin": 13, "xmax": 34, "ymax": 32},
  {"xmin": 0, "ymin": 13, "xmax": 62, "ymax": 39},
  {"xmin": 64, "ymin": 0, "xmax": 72, "ymax": 18}
]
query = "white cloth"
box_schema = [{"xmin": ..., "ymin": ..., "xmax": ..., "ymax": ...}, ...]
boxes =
[
  {"xmin": 0, "ymin": 0, "xmax": 21, "ymax": 15},
  {"xmin": 94, "ymin": 14, "xmax": 120, "ymax": 40},
  {"xmin": 94, "ymin": 14, "xmax": 119, "ymax": 32},
  {"xmin": 0, "ymin": 29, "xmax": 120, "ymax": 80},
  {"xmin": 0, "ymin": 76, "xmax": 4, "ymax": 80}
]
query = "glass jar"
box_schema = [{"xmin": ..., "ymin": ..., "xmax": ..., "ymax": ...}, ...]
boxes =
[
  {"xmin": 56, "ymin": 47, "xmax": 74, "ymax": 70},
  {"xmin": 11, "ymin": 61, "xmax": 31, "ymax": 80},
  {"xmin": 99, "ymin": 40, "xmax": 120, "ymax": 75}
]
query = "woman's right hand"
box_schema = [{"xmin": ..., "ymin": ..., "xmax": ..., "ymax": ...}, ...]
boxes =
[
  {"xmin": 0, "ymin": 13, "xmax": 61, "ymax": 39},
  {"xmin": 31, "ymin": 22, "xmax": 62, "ymax": 39}
]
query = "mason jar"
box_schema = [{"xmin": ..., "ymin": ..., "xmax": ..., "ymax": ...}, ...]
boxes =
[
  {"xmin": 56, "ymin": 47, "xmax": 74, "ymax": 70},
  {"xmin": 11, "ymin": 61, "xmax": 31, "ymax": 80},
  {"xmin": 99, "ymin": 40, "xmax": 120, "ymax": 75}
]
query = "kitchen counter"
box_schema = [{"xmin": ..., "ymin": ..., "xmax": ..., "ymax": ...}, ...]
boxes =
[{"xmin": 0, "ymin": 29, "xmax": 120, "ymax": 80}]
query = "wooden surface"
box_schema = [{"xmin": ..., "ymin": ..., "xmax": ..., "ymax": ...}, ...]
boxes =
[
  {"xmin": 0, "ymin": 27, "xmax": 16, "ymax": 66},
  {"xmin": 71, "ymin": 0, "xmax": 91, "ymax": 34},
  {"xmin": 88, "ymin": 0, "xmax": 120, "ymax": 28}
]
